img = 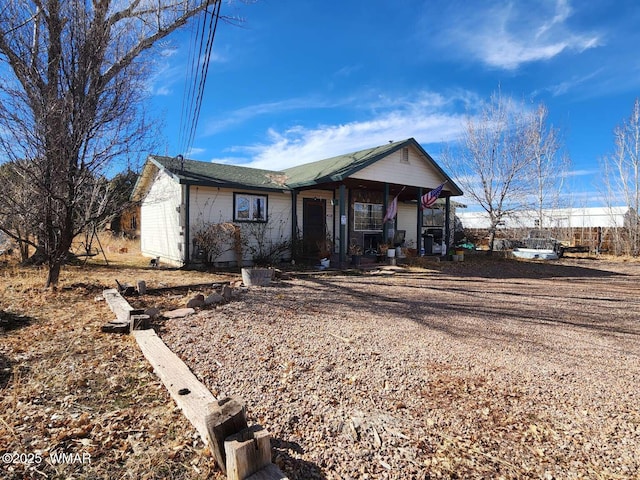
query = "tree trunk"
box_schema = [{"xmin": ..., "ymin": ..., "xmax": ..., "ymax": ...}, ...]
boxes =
[
  {"xmin": 44, "ymin": 229, "xmax": 75, "ymax": 289},
  {"xmin": 45, "ymin": 261, "xmax": 61, "ymax": 289},
  {"xmin": 486, "ymin": 227, "xmax": 496, "ymax": 255}
]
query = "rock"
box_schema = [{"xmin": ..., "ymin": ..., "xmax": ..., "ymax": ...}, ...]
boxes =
[
  {"xmin": 144, "ymin": 307, "xmax": 161, "ymax": 319},
  {"xmin": 204, "ymin": 293, "xmax": 224, "ymax": 305},
  {"xmin": 221, "ymin": 285, "xmax": 233, "ymax": 301},
  {"xmin": 164, "ymin": 308, "xmax": 195, "ymax": 319},
  {"xmin": 186, "ymin": 294, "xmax": 205, "ymax": 308}
]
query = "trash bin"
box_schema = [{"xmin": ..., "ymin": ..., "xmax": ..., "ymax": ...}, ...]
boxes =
[{"xmin": 424, "ymin": 234, "xmax": 434, "ymax": 255}]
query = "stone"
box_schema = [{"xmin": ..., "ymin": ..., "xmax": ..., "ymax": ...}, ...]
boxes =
[
  {"xmin": 222, "ymin": 285, "xmax": 233, "ymax": 301},
  {"xmin": 186, "ymin": 294, "xmax": 205, "ymax": 308},
  {"xmin": 164, "ymin": 307, "xmax": 195, "ymax": 319},
  {"xmin": 204, "ymin": 293, "xmax": 224, "ymax": 305},
  {"xmin": 144, "ymin": 307, "xmax": 161, "ymax": 319}
]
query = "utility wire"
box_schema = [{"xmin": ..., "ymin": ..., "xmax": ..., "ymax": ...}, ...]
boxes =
[
  {"xmin": 186, "ymin": 0, "xmax": 221, "ymax": 156},
  {"xmin": 178, "ymin": 0, "xmax": 221, "ymax": 158},
  {"xmin": 177, "ymin": 8, "xmax": 203, "ymax": 156},
  {"xmin": 179, "ymin": 0, "xmax": 211, "ymax": 156}
]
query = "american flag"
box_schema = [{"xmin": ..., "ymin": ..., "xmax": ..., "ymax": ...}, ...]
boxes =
[
  {"xmin": 383, "ymin": 195, "xmax": 398, "ymax": 223},
  {"xmin": 420, "ymin": 182, "xmax": 446, "ymax": 210}
]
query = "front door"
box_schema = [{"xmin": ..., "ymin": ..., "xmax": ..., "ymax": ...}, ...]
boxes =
[{"xmin": 302, "ymin": 198, "xmax": 327, "ymax": 257}]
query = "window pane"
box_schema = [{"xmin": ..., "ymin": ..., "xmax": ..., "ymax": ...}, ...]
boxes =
[
  {"xmin": 354, "ymin": 202, "xmax": 383, "ymax": 231},
  {"xmin": 253, "ymin": 197, "xmax": 266, "ymax": 220},
  {"xmin": 423, "ymin": 208, "xmax": 444, "ymax": 226},
  {"xmin": 236, "ymin": 196, "xmax": 249, "ymax": 219}
]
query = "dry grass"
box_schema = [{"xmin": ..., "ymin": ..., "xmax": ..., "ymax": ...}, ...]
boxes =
[{"xmin": 0, "ymin": 237, "xmax": 232, "ymax": 480}]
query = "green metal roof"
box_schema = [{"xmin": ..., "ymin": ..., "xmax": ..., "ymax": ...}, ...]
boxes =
[
  {"xmin": 139, "ymin": 138, "xmax": 463, "ymax": 196},
  {"xmin": 281, "ymin": 139, "xmax": 409, "ymax": 187},
  {"xmin": 150, "ymin": 155, "xmax": 289, "ymax": 191}
]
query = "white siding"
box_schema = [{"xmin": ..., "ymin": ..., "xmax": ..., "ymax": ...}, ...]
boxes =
[
  {"xmin": 140, "ymin": 170, "xmax": 184, "ymax": 266},
  {"xmin": 350, "ymin": 146, "xmax": 443, "ymax": 188},
  {"xmin": 189, "ymin": 185, "xmax": 292, "ymax": 265},
  {"xmin": 396, "ymin": 203, "xmax": 419, "ymax": 249}
]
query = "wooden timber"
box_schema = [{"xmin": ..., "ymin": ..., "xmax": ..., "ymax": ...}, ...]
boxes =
[
  {"xmin": 133, "ymin": 329, "xmax": 217, "ymax": 444},
  {"xmin": 103, "ymin": 288, "xmax": 146, "ymax": 332},
  {"xmin": 205, "ymin": 397, "xmax": 248, "ymax": 473},
  {"xmin": 224, "ymin": 425, "xmax": 272, "ymax": 480}
]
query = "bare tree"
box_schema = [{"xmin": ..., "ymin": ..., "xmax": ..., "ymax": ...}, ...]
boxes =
[
  {"xmin": 602, "ymin": 98, "xmax": 640, "ymax": 256},
  {"xmin": 0, "ymin": 160, "xmax": 39, "ymax": 261},
  {"xmin": 442, "ymin": 91, "xmax": 564, "ymax": 252},
  {"xmin": 0, "ymin": 0, "xmax": 218, "ymax": 287},
  {"xmin": 530, "ymin": 104, "xmax": 569, "ymax": 230}
]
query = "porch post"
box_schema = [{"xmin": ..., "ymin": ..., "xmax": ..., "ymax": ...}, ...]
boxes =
[
  {"xmin": 383, "ymin": 183, "xmax": 389, "ymax": 242},
  {"xmin": 445, "ymin": 195, "xmax": 451, "ymax": 254},
  {"xmin": 339, "ymin": 184, "xmax": 347, "ymax": 265},
  {"xmin": 291, "ymin": 189, "xmax": 298, "ymax": 260},
  {"xmin": 417, "ymin": 187, "xmax": 423, "ymax": 255},
  {"xmin": 183, "ymin": 184, "xmax": 191, "ymax": 266}
]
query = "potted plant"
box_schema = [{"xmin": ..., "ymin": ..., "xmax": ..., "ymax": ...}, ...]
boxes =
[
  {"xmin": 349, "ymin": 242, "xmax": 363, "ymax": 267},
  {"xmin": 316, "ymin": 234, "xmax": 333, "ymax": 268}
]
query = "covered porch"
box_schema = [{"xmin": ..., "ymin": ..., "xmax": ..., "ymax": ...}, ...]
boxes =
[{"xmin": 292, "ymin": 177, "xmax": 457, "ymax": 267}]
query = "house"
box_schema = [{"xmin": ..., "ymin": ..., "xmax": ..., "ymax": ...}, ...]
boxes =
[
  {"xmin": 109, "ymin": 205, "xmax": 140, "ymax": 239},
  {"xmin": 131, "ymin": 138, "xmax": 463, "ymax": 267}
]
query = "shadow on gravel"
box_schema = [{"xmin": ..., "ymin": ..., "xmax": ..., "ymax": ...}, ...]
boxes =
[
  {"xmin": 0, "ymin": 310, "xmax": 35, "ymax": 332},
  {"xmin": 431, "ymin": 257, "xmax": 630, "ymax": 279},
  {"xmin": 297, "ymin": 271, "xmax": 640, "ymax": 344},
  {"xmin": 0, "ymin": 353, "xmax": 12, "ymax": 388},
  {"xmin": 272, "ymin": 438, "xmax": 326, "ymax": 479}
]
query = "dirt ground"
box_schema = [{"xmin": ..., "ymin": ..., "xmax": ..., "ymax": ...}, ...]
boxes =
[
  {"xmin": 160, "ymin": 255, "xmax": 640, "ymax": 479},
  {"xmin": 1, "ymin": 249, "xmax": 639, "ymax": 479}
]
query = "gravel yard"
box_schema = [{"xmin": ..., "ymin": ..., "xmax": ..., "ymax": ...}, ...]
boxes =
[{"xmin": 160, "ymin": 257, "xmax": 640, "ymax": 479}]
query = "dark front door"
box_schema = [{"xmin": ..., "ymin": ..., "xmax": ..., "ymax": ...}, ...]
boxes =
[{"xmin": 303, "ymin": 198, "xmax": 327, "ymax": 257}]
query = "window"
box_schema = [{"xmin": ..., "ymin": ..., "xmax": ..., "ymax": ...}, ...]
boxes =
[
  {"xmin": 423, "ymin": 208, "xmax": 444, "ymax": 227},
  {"xmin": 234, "ymin": 193, "xmax": 267, "ymax": 222},
  {"xmin": 354, "ymin": 202, "xmax": 383, "ymax": 231}
]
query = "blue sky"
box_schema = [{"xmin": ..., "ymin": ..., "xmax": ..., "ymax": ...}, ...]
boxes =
[{"xmin": 148, "ymin": 0, "xmax": 640, "ymax": 208}]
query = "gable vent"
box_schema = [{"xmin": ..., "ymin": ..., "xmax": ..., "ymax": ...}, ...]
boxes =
[{"xmin": 400, "ymin": 147, "xmax": 410, "ymax": 164}]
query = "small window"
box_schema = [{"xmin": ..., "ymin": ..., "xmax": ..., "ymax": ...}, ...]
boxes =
[
  {"xmin": 423, "ymin": 208, "xmax": 444, "ymax": 227},
  {"xmin": 234, "ymin": 193, "xmax": 267, "ymax": 222},
  {"xmin": 401, "ymin": 147, "xmax": 409, "ymax": 164},
  {"xmin": 354, "ymin": 202, "xmax": 383, "ymax": 231}
]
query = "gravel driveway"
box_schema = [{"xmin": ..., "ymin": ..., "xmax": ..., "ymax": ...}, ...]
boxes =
[{"xmin": 160, "ymin": 257, "xmax": 640, "ymax": 479}]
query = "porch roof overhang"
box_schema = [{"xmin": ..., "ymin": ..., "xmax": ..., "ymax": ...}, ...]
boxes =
[{"xmin": 293, "ymin": 177, "xmax": 458, "ymax": 205}]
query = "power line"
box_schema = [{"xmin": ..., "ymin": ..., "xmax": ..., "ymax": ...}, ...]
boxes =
[{"xmin": 178, "ymin": 0, "xmax": 221, "ymax": 158}]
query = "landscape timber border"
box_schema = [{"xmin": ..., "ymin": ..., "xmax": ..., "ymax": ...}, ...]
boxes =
[{"xmin": 102, "ymin": 287, "xmax": 288, "ymax": 480}]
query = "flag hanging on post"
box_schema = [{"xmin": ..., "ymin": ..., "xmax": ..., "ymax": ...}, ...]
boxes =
[
  {"xmin": 383, "ymin": 195, "xmax": 398, "ymax": 223},
  {"xmin": 383, "ymin": 187, "xmax": 406, "ymax": 223},
  {"xmin": 420, "ymin": 182, "xmax": 446, "ymax": 210}
]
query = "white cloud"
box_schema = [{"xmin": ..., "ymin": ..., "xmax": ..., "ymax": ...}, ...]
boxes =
[
  {"xmin": 203, "ymin": 96, "xmax": 355, "ymax": 135},
  {"xmin": 430, "ymin": 0, "xmax": 601, "ymax": 70},
  {"xmin": 234, "ymin": 92, "xmax": 470, "ymax": 170},
  {"xmin": 186, "ymin": 147, "xmax": 206, "ymax": 157},
  {"xmin": 566, "ymin": 168, "xmax": 598, "ymax": 178}
]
